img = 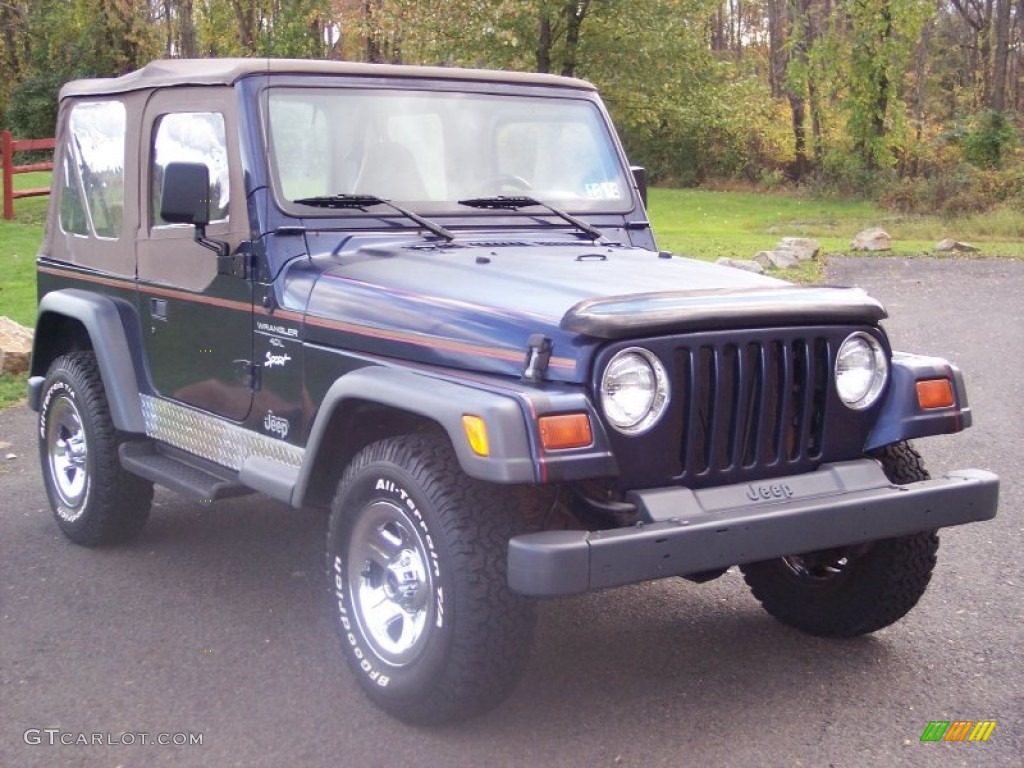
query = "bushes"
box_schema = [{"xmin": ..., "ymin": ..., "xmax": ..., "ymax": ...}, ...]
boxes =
[
  {"xmin": 3, "ymin": 70, "xmax": 67, "ymax": 140},
  {"xmin": 880, "ymin": 165, "xmax": 1024, "ymax": 216},
  {"xmin": 877, "ymin": 112, "xmax": 1022, "ymax": 215},
  {"xmin": 613, "ymin": 71, "xmax": 791, "ymax": 189},
  {"xmin": 961, "ymin": 111, "xmax": 1017, "ymax": 170}
]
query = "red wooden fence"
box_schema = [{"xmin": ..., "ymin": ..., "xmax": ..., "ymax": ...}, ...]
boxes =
[{"xmin": 2, "ymin": 130, "xmax": 54, "ymax": 220}]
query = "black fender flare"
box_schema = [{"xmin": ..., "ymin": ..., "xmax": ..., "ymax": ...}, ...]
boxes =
[
  {"xmin": 864, "ymin": 352, "xmax": 972, "ymax": 451},
  {"xmin": 291, "ymin": 367, "xmax": 537, "ymax": 507},
  {"xmin": 29, "ymin": 289, "xmax": 148, "ymax": 434}
]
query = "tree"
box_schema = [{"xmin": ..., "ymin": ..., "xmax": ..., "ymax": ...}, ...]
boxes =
[
  {"xmin": 991, "ymin": 0, "xmax": 1011, "ymax": 112},
  {"xmin": 1, "ymin": 0, "xmax": 1023, "ymax": 195},
  {"xmin": 842, "ymin": 0, "xmax": 930, "ymax": 172},
  {"xmin": 784, "ymin": 0, "xmax": 813, "ymax": 178},
  {"xmin": 0, "ymin": 1, "xmax": 31, "ymax": 124}
]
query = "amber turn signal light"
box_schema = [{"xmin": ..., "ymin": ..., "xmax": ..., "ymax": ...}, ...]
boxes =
[
  {"xmin": 538, "ymin": 413, "xmax": 593, "ymax": 450},
  {"xmin": 916, "ymin": 378, "xmax": 955, "ymax": 409},
  {"xmin": 462, "ymin": 415, "xmax": 490, "ymax": 456}
]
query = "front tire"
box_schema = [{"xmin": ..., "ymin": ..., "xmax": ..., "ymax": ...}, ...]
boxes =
[
  {"xmin": 327, "ymin": 433, "xmax": 535, "ymax": 724},
  {"xmin": 38, "ymin": 352, "xmax": 153, "ymax": 545},
  {"xmin": 740, "ymin": 442, "xmax": 939, "ymax": 638}
]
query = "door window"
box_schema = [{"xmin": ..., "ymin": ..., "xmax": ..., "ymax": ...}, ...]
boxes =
[{"xmin": 150, "ymin": 112, "xmax": 230, "ymax": 226}]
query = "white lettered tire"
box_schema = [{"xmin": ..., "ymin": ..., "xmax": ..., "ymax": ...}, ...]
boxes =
[
  {"xmin": 326, "ymin": 432, "xmax": 535, "ymax": 724},
  {"xmin": 38, "ymin": 352, "xmax": 153, "ymax": 545}
]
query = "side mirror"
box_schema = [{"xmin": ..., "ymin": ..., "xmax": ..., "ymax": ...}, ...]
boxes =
[
  {"xmin": 160, "ymin": 162, "xmax": 212, "ymax": 228},
  {"xmin": 630, "ymin": 165, "xmax": 648, "ymax": 208},
  {"xmin": 159, "ymin": 161, "xmax": 230, "ymax": 264}
]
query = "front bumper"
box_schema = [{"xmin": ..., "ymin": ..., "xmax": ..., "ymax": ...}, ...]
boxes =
[{"xmin": 507, "ymin": 460, "xmax": 999, "ymax": 597}]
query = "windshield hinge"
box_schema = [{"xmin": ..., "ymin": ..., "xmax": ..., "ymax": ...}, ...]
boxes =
[{"xmin": 218, "ymin": 241, "xmax": 253, "ymax": 279}]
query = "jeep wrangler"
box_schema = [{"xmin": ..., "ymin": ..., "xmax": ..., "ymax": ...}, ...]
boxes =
[{"xmin": 29, "ymin": 59, "xmax": 998, "ymax": 724}]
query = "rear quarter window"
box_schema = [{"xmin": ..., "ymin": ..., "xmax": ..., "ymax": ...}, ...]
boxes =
[{"xmin": 59, "ymin": 101, "xmax": 127, "ymax": 239}]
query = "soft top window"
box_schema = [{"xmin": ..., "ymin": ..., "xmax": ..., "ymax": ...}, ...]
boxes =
[
  {"xmin": 60, "ymin": 101, "xmax": 127, "ymax": 239},
  {"xmin": 151, "ymin": 111, "xmax": 230, "ymax": 226}
]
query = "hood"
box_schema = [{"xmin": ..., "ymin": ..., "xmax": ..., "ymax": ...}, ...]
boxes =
[{"xmin": 300, "ymin": 236, "xmax": 886, "ymax": 382}]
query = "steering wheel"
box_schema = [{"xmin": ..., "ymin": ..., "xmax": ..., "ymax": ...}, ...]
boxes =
[{"xmin": 477, "ymin": 174, "xmax": 532, "ymax": 194}]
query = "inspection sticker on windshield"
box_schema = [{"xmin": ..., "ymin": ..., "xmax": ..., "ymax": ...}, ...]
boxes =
[{"xmin": 585, "ymin": 181, "xmax": 622, "ymax": 200}]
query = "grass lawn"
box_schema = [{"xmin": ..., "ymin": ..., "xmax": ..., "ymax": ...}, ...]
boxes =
[
  {"xmin": 1, "ymin": 179, "xmax": 1022, "ymax": 408},
  {"xmin": 647, "ymin": 187, "xmax": 1024, "ymax": 262},
  {"xmin": 0, "ymin": 171, "xmax": 49, "ymax": 407}
]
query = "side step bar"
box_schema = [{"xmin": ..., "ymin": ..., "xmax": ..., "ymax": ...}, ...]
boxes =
[{"xmin": 119, "ymin": 441, "xmax": 253, "ymax": 503}]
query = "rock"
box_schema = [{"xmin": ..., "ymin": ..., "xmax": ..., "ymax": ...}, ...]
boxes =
[
  {"xmin": 716, "ymin": 257, "xmax": 765, "ymax": 274},
  {"xmin": 851, "ymin": 228, "xmax": 891, "ymax": 252},
  {"xmin": 754, "ymin": 249, "xmax": 800, "ymax": 269},
  {"xmin": 777, "ymin": 237, "xmax": 820, "ymax": 261},
  {"xmin": 0, "ymin": 316, "xmax": 33, "ymax": 375},
  {"xmin": 934, "ymin": 238, "xmax": 979, "ymax": 253}
]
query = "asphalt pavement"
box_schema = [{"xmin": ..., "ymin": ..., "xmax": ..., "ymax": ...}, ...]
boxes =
[{"xmin": 1, "ymin": 256, "xmax": 1021, "ymax": 768}]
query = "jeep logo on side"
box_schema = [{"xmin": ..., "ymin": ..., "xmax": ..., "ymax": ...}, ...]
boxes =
[
  {"xmin": 745, "ymin": 482, "xmax": 795, "ymax": 502},
  {"xmin": 263, "ymin": 411, "xmax": 290, "ymax": 439}
]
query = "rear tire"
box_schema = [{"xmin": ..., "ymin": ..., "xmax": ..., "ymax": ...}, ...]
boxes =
[
  {"xmin": 38, "ymin": 352, "xmax": 153, "ymax": 545},
  {"xmin": 326, "ymin": 432, "xmax": 535, "ymax": 724},
  {"xmin": 740, "ymin": 442, "xmax": 939, "ymax": 638}
]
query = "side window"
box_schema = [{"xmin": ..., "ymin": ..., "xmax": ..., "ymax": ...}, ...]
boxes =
[
  {"xmin": 58, "ymin": 150, "xmax": 89, "ymax": 235},
  {"xmin": 60, "ymin": 101, "xmax": 127, "ymax": 238},
  {"xmin": 151, "ymin": 112, "xmax": 229, "ymax": 226}
]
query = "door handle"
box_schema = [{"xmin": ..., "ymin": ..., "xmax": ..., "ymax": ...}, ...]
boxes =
[{"xmin": 150, "ymin": 297, "xmax": 168, "ymax": 321}]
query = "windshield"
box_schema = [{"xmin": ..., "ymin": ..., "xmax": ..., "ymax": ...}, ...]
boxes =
[{"xmin": 264, "ymin": 86, "xmax": 632, "ymax": 214}]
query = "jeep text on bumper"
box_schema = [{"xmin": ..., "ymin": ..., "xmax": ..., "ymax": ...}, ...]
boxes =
[{"xmin": 510, "ymin": 462, "xmax": 999, "ymax": 595}]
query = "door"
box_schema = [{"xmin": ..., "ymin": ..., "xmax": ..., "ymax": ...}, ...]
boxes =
[{"xmin": 137, "ymin": 89, "xmax": 254, "ymax": 421}]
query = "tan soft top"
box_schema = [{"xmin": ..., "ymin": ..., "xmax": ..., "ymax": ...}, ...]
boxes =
[{"xmin": 59, "ymin": 58, "xmax": 595, "ymax": 100}]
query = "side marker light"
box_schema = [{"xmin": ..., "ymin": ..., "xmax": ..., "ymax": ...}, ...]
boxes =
[
  {"xmin": 916, "ymin": 379, "xmax": 955, "ymax": 409},
  {"xmin": 462, "ymin": 415, "xmax": 490, "ymax": 456},
  {"xmin": 539, "ymin": 413, "xmax": 593, "ymax": 450}
]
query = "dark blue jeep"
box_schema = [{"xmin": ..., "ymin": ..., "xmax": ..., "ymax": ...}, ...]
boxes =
[{"xmin": 29, "ymin": 59, "xmax": 998, "ymax": 724}]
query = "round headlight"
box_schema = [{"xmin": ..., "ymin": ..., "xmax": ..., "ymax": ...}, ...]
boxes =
[
  {"xmin": 835, "ymin": 332, "xmax": 888, "ymax": 409},
  {"xmin": 600, "ymin": 348, "xmax": 670, "ymax": 434}
]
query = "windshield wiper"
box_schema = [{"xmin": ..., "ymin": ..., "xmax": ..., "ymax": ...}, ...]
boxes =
[
  {"xmin": 457, "ymin": 196, "xmax": 605, "ymax": 242},
  {"xmin": 293, "ymin": 194, "xmax": 453, "ymax": 242}
]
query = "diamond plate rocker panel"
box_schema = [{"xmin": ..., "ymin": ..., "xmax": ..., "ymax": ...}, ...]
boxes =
[{"xmin": 140, "ymin": 395, "xmax": 304, "ymax": 470}]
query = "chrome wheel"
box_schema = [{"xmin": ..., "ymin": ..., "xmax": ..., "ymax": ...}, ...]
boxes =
[
  {"xmin": 46, "ymin": 394, "xmax": 89, "ymax": 516},
  {"xmin": 38, "ymin": 353, "xmax": 153, "ymax": 546},
  {"xmin": 347, "ymin": 500, "xmax": 434, "ymax": 666},
  {"xmin": 328, "ymin": 434, "xmax": 536, "ymax": 723}
]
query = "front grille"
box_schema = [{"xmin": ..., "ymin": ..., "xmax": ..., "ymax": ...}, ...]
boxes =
[
  {"xmin": 675, "ymin": 336, "xmax": 830, "ymax": 481},
  {"xmin": 595, "ymin": 326, "xmax": 883, "ymax": 491}
]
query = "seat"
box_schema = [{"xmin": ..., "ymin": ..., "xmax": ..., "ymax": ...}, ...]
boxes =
[{"xmin": 353, "ymin": 141, "xmax": 428, "ymax": 201}]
